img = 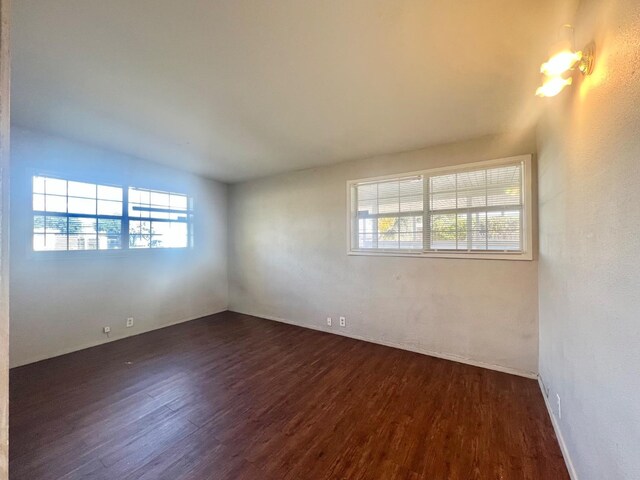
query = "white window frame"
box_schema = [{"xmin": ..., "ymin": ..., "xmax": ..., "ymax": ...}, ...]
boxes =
[{"xmin": 346, "ymin": 155, "xmax": 533, "ymax": 260}]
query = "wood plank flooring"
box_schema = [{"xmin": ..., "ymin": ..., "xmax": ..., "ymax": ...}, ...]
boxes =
[{"xmin": 9, "ymin": 312, "xmax": 569, "ymax": 479}]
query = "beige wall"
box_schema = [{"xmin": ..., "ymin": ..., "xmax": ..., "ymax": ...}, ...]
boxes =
[
  {"xmin": 537, "ymin": 0, "xmax": 640, "ymax": 478},
  {"xmin": 9, "ymin": 128, "xmax": 228, "ymax": 367},
  {"xmin": 229, "ymin": 132, "xmax": 539, "ymax": 376}
]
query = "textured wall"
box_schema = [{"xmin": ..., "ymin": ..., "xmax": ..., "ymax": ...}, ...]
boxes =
[
  {"xmin": 537, "ymin": 0, "xmax": 640, "ymax": 478},
  {"xmin": 9, "ymin": 128, "xmax": 228, "ymax": 367},
  {"xmin": 229, "ymin": 132, "xmax": 539, "ymax": 376},
  {"xmin": 0, "ymin": 0, "xmax": 9, "ymax": 476}
]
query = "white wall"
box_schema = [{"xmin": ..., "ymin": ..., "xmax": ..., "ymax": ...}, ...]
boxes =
[
  {"xmin": 0, "ymin": 0, "xmax": 9, "ymax": 475},
  {"xmin": 9, "ymin": 128, "xmax": 228, "ymax": 367},
  {"xmin": 229, "ymin": 132, "xmax": 539, "ymax": 377},
  {"xmin": 537, "ymin": 0, "xmax": 640, "ymax": 478}
]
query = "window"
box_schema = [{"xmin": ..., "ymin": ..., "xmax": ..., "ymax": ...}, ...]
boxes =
[
  {"xmin": 32, "ymin": 175, "xmax": 192, "ymax": 252},
  {"xmin": 33, "ymin": 176, "xmax": 123, "ymax": 251},
  {"xmin": 348, "ymin": 155, "xmax": 532, "ymax": 260},
  {"xmin": 128, "ymin": 187, "xmax": 191, "ymax": 249}
]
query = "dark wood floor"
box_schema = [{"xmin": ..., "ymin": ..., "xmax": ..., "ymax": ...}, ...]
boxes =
[{"xmin": 10, "ymin": 312, "xmax": 568, "ymax": 479}]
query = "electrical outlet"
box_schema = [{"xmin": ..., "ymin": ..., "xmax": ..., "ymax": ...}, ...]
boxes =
[
  {"xmin": 339, "ymin": 316, "xmax": 346, "ymax": 327},
  {"xmin": 326, "ymin": 317, "xmax": 332, "ymax": 326},
  {"xmin": 126, "ymin": 317, "xmax": 134, "ymax": 328},
  {"xmin": 557, "ymin": 394, "xmax": 562, "ymax": 419},
  {"xmin": 103, "ymin": 326, "xmax": 111, "ymax": 334}
]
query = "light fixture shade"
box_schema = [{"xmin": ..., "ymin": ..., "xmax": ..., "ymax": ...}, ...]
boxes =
[
  {"xmin": 540, "ymin": 50, "xmax": 583, "ymax": 76},
  {"xmin": 536, "ymin": 76, "xmax": 573, "ymax": 97}
]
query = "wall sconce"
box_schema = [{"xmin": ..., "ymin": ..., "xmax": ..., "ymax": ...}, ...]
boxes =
[{"xmin": 536, "ymin": 25, "xmax": 595, "ymax": 97}]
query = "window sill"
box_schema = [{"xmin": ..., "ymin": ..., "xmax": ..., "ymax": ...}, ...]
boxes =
[{"xmin": 347, "ymin": 250, "xmax": 533, "ymax": 261}]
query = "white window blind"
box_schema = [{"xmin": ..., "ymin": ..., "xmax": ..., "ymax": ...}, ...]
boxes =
[
  {"xmin": 354, "ymin": 176, "xmax": 424, "ymax": 251},
  {"xmin": 348, "ymin": 156, "xmax": 531, "ymax": 260},
  {"xmin": 427, "ymin": 163, "xmax": 523, "ymax": 252}
]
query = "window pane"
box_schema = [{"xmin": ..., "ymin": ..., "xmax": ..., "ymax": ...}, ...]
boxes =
[
  {"xmin": 352, "ymin": 177, "xmax": 423, "ymax": 252},
  {"xmin": 33, "ymin": 176, "xmax": 45, "ymax": 194},
  {"xmin": 150, "ymin": 221, "xmax": 188, "ymax": 248},
  {"xmin": 33, "ymin": 233, "xmax": 68, "ymax": 251},
  {"xmin": 129, "ymin": 220, "xmax": 150, "ymax": 235},
  {"xmin": 69, "ymin": 217, "xmax": 97, "ymax": 234},
  {"xmin": 427, "ymin": 162, "xmax": 524, "ymax": 252},
  {"xmin": 150, "ymin": 191, "xmax": 169, "ymax": 206},
  {"xmin": 98, "ymin": 200, "xmax": 122, "ymax": 216},
  {"xmin": 45, "ymin": 178, "xmax": 66, "ymax": 195},
  {"xmin": 32, "ymin": 175, "xmax": 126, "ymax": 252},
  {"xmin": 129, "ymin": 235, "xmax": 150, "ymax": 249},
  {"xmin": 471, "ymin": 211, "xmax": 487, "ymax": 250},
  {"xmin": 69, "ymin": 234, "xmax": 98, "ymax": 250},
  {"xmin": 33, "ymin": 194, "xmax": 45, "ymax": 211},
  {"xmin": 45, "ymin": 195, "xmax": 67, "ymax": 213},
  {"xmin": 430, "ymin": 213, "xmax": 457, "ymax": 250},
  {"xmin": 98, "ymin": 185, "xmax": 122, "ymax": 201},
  {"xmin": 488, "ymin": 210, "xmax": 521, "ymax": 250},
  {"xmin": 45, "ymin": 215, "xmax": 68, "ymax": 233},
  {"xmin": 68, "ymin": 197, "xmax": 96, "ymax": 215},
  {"xmin": 170, "ymin": 194, "xmax": 187, "ymax": 210},
  {"xmin": 33, "ymin": 215, "xmax": 45, "ymax": 233},
  {"xmin": 68, "ymin": 181, "xmax": 96, "ymax": 199}
]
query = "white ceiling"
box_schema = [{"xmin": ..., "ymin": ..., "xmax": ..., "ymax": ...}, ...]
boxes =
[{"xmin": 12, "ymin": 0, "xmax": 566, "ymax": 182}]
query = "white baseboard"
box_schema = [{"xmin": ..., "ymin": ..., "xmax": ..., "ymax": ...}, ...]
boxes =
[
  {"xmin": 10, "ymin": 308, "xmax": 227, "ymax": 368},
  {"xmin": 230, "ymin": 309, "xmax": 538, "ymax": 379},
  {"xmin": 538, "ymin": 376, "xmax": 579, "ymax": 480}
]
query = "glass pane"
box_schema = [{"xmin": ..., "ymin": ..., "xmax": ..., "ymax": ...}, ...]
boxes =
[
  {"xmin": 33, "ymin": 215, "xmax": 45, "ymax": 233},
  {"xmin": 33, "ymin": 193, "xmax": 45, "ymax": 211},
  {"xmin": 45, "ymin": 195, "xmax": 67, "ymax": 213},
  {"xmin": 129, "ymin": 220, "xmax": 150, "ymax": 235},
  {"xmin": 430, "ymin": 173, "xmax": 456, "ymax": 193},
  {"xmin": 34, "ymin": 233, "xmax": 68, "ymax": 251},
  {"xmin": 98, "ymin": 234, "xmax": 121, "ymax": 250},
  {"xmin": 129, "ymin": 235, "xmax": 150, "ymax": 249},
  {"xmin": 400, "ymin": 195, "xmax": 422, "ymax": 213},
  {"xmin": 33, "ymin": 176, "xmax": 45, "ymax": 193},
  {"xmin": 69, "ymin": 234, "xmax": 98, "ymax": 250},
  {"xmin": 170, "ymin": 194, "xmax": 187, "ymax": 210},
  {"xmin": 377, "ymin": 181, "xmax": 399, "ymax": 199},
  {"xmin": 45, "ymin": 178, "xmax": 66, "ymax": 195},
  {"xmin": 98, "ymin": 200, "xmax": 122, "ymax": 216},
  {"xmin": 378, "ymin": 196, "xmax": 399, "ymax": 214},
  {"xmin": 471, "ymin": 211, "xmax": 488, "ymax": 250},
  {"xmin": 356, "ymin": 183, "xmax": 377, "ymax": 201},
  {"xmin": 98, "ymin": 218, "xmax": 121, "ymax": 235},
  {"xmin": 358, "ymin": 233, "xmax": 374, "ymax": 249},
  {"xmin": 69, "ymin": 217, "xmax": 97, "ymax": 234},
  {"xmin": 456, "ymin": 213, "xmax": 468, "ymax": 249},
  {"xmin": 430, "ymin": 191, "xmax": 456, "ymax": 211},
  {"xmin": 430, "ymin": 213, "xmax": 457, "ymax": 249},
  {"xmin": 98, "ymin": 185, "xmax": 122, "ymax": 201},
  {"xmin": 150, "ymin": 221, "xmax": 187, "ymax": 248},
  {"xmin": 488, "ymin": 210, "xmax": 521, "ymax": 250},
  {"xmin": 68, "ymin": 197, "xmax": 96, "ymax": 215},
  {"xmin": 68, "ymin": 181, "xmax": 96, "ymax": 199},
  {"xmin": 378, "ymin": 231, "xmax": 398, "ymax": 249},
  {"xmin": 150, "ymin": 191, "xmax": 169, "ymax": 207},
  {"xmin": 45, "ymin": 216, "xmax": 68, "ymax": 233}
]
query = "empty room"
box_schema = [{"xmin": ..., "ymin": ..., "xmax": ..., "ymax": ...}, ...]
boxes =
[{"xmin": 0, "ymin": 0, "xmax": 638, "ymax": 478}]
